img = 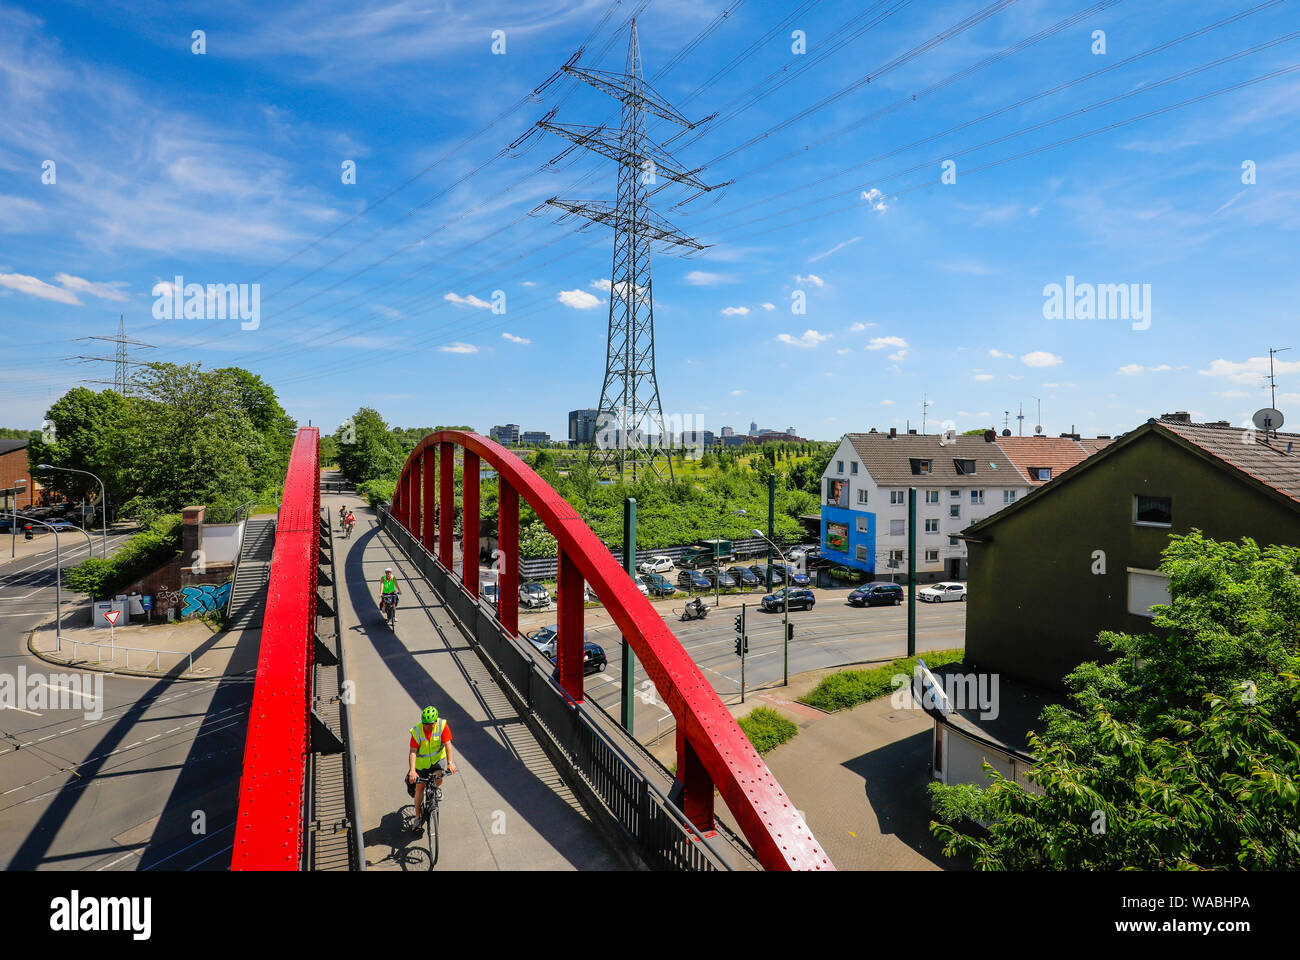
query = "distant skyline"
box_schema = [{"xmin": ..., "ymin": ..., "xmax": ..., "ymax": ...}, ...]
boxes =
[{"xmin": 2, "ymin": 0, "xmax": 1299, "ymax": 441}]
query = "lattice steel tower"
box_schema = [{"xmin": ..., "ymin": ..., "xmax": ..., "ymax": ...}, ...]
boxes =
[{"xmin": 535, "ymin": 19, "xmax": 725, "ymax": 481}]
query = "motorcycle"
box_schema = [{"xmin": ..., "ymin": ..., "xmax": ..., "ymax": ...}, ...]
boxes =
[{"xmin": 679, "ymin": 598, "xmax": 709, "ymax": 622}]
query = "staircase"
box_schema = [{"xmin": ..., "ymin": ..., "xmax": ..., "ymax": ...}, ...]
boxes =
[{"xmin": 226, "ymin": 517, "xmax": 276, "ymax": 630}]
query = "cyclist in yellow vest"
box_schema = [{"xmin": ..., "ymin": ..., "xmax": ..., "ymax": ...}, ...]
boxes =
[
  {"xmin": 407, "ymin": 705, "xmax": 456, "ymax": 832},
  {"xmin": 379, "ymin": 567, "xmax": 401, "ymax": 622}
]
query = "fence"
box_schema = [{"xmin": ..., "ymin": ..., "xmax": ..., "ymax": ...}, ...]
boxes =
[
  {"xmin": 380, "ymin": 506, "xmax": 731, "ymax": 871},
  {"xmin": 518, "ymin": 535, "xmax": 801, "ymax": 581},
  {"xmin": 45, "ymin": 636, "xmax": 195, "ymax": 675}
]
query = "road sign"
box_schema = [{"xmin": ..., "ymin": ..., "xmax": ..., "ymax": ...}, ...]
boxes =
[
  {"xmin": 141, "ymin": 595, "xmax": 152, "ymax": 611},
  {"xmin": 103, "ymin": 609, "xmax": 120, "ymax": 626}
]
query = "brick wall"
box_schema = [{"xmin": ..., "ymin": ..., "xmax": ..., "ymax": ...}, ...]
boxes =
[{"xmin": 0, "ymin": 446, "xmax": 36, "ymax": 511}]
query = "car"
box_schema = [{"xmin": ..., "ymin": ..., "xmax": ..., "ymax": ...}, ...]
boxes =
[
  {"xmin": 761, "ymin": 587, "xmax": 816, "ymax": 612},
  {"xmin": 638, "ymin": 555, "xmax": 674, "ymax": 575},
  {"xmin": 702, "ymin": 567, "xmax": 735, "ymax": 589},
  {"xmin": 548, "ymin": 641, "xmax": 608, "ymax": 677},
  {"xmin": 750, "ymin": 563, "xmax": 785, "ymax": 586},
  {"xmin": 781, "ymin": 564, "xmax": 811, "ymax": 587},
  {"xmin": 847, "ymin": 582, "xmax": 905, "ymax": 607},
  {"xmin": 727, "ymin": 566, "xmax": 760, "ymax": 588},
  {"xmin": 631, "ymin": 574, "xmax": 650, "ymax": 596},
  {"xmin": 641, "ymin": 573, "xmax": 677, "ymax": 597},
  {"xmin": 525, "ymin": 624, "xmax": 590, "ymax": 657},
  {"xmin": 519, "ymin": 581, "xmax": 552, "ymax": 609},
  {"xmin": 919, "ymin": 581, "xmax": 967, "ymax": 603},
  {"xmin": 481, "ymin": 582, "xmax": 499, "ymax": 605},
  {"xmin": 585, "ymin": 584, "xmax": 600, "ymax": 603},
  {"xmin": 676, "ymin": 569, "xmax": 711, "ymax": 592}
]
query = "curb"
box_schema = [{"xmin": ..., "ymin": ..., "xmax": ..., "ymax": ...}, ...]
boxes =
[{"xmin": 24, "ymin": 620, "xmax": 255, "ymax": 683}]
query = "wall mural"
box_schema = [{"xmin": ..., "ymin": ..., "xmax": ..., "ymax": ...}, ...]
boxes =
[{"xmin": 179, "ymin": 581, "xmax": 232, "ymax": 618}]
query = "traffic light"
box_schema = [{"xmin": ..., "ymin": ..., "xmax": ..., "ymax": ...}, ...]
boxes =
[
  {"xmin": 734, "ymin": 637, "xmax": 743, "ymax": 657},
  {"xmin": 786, "ymin": 623, "xmax": 794, "ymax": 643},
  {"xmin": 23, "ymin": 524, "xmax": 32, "ymax": 540},
  {"xmin": 733, "ymin": 605, "xmax": 747, "ymax": 657},
  {"xmin": 733, "ymin": 613, "xmax": 744, "ymax": 635}
]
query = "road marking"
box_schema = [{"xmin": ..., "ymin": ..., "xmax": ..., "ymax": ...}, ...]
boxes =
[
  {"xmin": 1, "ymin": 705, "xmax": 40, "ymax": 716},
  {"xmin": 95, "ymin": 852, "xmax": 139, "ymax": 872}
]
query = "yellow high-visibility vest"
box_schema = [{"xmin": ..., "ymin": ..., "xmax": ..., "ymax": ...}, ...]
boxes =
[{"xmin": 410, "ymin": 721, "xmax": 446, "ymax": 770}]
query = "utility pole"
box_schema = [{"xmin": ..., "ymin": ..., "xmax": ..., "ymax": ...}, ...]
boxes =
[
  {"xmin": 907, "ymin": 487, "xmax": 917, "ymax": 657},
  {"xmin": 69, "ymin": 315, "xmax": 156, "ymax": 394},
  {"xmin": 766, "ymin": 473, "xmax": 776, "ymax": 593},
  {"xmin": 532, "ymin": 19, "xmax": 728, "ymax": 483}
]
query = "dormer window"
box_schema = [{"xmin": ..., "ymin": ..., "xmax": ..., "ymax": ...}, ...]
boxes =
[
  {"xmin": 1030, "ymin": 466, "xmax": 1052, "ymax": 481},
  {"xmin": 910, "ymin": 458, "xmax": 933, "ymax": 475},
  {"xmin": 954, "ymin": 458, "xmax": 976, "ymax": 475}
]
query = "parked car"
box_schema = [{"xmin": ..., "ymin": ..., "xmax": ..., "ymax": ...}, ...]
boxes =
[
  {"xmin": 481, "ymin": 582, "xmax": 498, "ymax": 606},
  {"xmin": 761, "ymin": 587, "xmax": 816, "ymax": 612},
  {"xmin": 676, "ymin": 569, "xmax": 711, "ymax": 592},
  {"xmin": 629, "ymin": 574, "xmax": 649, "ymax": 596},
  {"xmin": 642, "ymin": 573, "xmax": 677, "ymax": 597},
  {"xmin": 781, "ymin": 564, "xmax": 811, "ymax": 586},
  {"xmin": 727, "ymin": 566, "xmax": 760, "ymax": 588},
  {"xmin": 638, "ymin": 555, "xmax": 674, "ymax": 575},
  {"xmin": 918, "ymin": 581, "xmax": 967, "ymax": 603},
  {"xmin": 750, "ymin": 563, "xmax": 785, "ymax": 586},
  {"xmin": 585, "ymin": 584, "xmax": 600, "ymax": 603},
  {"xmin": 703, "ymin": 567, "xmax": 735, "ymax": 589},
  {"xmin": 526, "ymin": 624, "xmax": 590, "ymax": 658},
  {"xmin": 548, "ymin": 641, "xmax": 608, "ymax": 676},
  {"xmin": 847, "ymin": 581, "xmax": 904, "ymax": 607},
  {"xmin": 519, "ymin": 581, "xmax": 552, "ymax": 608}
]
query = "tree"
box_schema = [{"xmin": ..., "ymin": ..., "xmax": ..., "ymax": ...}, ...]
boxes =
[
  {"xmin": 929, "ymin": 532, "xmax": 1300, "ymax": 870},
  {"xmin": 335, "ymin": 407, "xmax": 405, "ymax": 485}
]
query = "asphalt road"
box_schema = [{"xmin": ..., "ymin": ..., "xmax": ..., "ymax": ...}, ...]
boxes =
[{"xmin": 0, "ymin": 530, "xmax": 255, "ymax": 871}]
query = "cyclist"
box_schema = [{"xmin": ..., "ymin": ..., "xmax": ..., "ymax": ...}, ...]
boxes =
[
  {"xmin": 338, "ymin": 504, "xmax": 348, "ymax": 529},
  {"xmin": 343, "ymin": 510, "xmax": 356, "ymax": 538},
  {"xmin": 379, "ymin": 567, "xmax": 401, "ymax": 623},
  {"xmin": 407, "ymin": 705, "xmax": 456, "ymax": 832}
]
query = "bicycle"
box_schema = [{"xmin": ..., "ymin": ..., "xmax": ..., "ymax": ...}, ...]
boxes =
[
  {"xmin": 343, "ymin": 519, "xmax": 355, "ymax": 539},
  {"xmin": 413, "ymin": 768, "xmax": 445, "ymax": 869},
  {"xmin": 381, "ymin": 593, "xmax": 398, "ymax": 628}
]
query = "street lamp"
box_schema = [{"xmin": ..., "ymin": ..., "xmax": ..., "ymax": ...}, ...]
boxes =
[
  {"xmin": 713, "ymin": 508, "xmax": 747, "ymax": 607},
  {"xmin": 37, "ymin": 465, "xmax": 107, "ymax": 558},
  {"xmin": 752, "ymin": 527, "xmax": 791, "ymax": 687},
  {"xmin": 13, "ymin": 513, "xmax": 65, "ymax": 648},
  {"xmin": 5, "ymin": 479, "xmax": 26, "ymax": 558}
]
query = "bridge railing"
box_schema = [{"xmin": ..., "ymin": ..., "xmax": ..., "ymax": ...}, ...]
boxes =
[
  {"xmin": 389, "ymin": 430, "xmax": 830, "ymax": 871},
  {"xmin": 381, "ymin": 506, "xmax": 728, "ymax": 871}
]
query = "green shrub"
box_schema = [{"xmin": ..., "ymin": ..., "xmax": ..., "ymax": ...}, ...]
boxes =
[
  {"xmin": 64, "ymin": 514, "xmax": 182, "ymax": 600},
  {"xmin": 799, "ymin": 648, "xmax": 965, "ymax": 712},
  {"xmin": 736, "ymin": 706, "xmax": 798, "ymax": 755},
  {"xmin": 358, "ymin": 479, "xmax": 396, "ymax": 511}
]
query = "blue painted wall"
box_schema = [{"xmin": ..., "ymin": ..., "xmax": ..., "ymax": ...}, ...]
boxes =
[{"xmin": 821, "ymin": 505, "xmax": 876, "ymax": 573}]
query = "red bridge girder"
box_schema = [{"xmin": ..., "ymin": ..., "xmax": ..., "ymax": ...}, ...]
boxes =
[
  {"xmin": 231, "ymin": 427, "xmax": 320, "ymax": 870},
  {"xmin": 394, "ymin": 431, "xmax": 831, "ymax": 871}
]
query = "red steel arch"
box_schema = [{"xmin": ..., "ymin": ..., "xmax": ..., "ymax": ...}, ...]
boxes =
[{"xmin": 393, "ymin": 431, "xmax": 831, "ymax": 871}]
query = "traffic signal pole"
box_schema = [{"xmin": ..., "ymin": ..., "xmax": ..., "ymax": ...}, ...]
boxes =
[{"xmin": 734, "ymin": 602, "xmax": 748, "ymax": 703}]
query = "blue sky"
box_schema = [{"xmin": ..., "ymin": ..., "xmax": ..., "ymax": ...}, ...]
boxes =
[{"xmin": 2, "ymin": 0, "xmax": 1299, "ymax": 441}]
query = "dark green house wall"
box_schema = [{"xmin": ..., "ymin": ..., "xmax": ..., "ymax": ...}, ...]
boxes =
[{"xmin": 965, "ymin": 429, "xmax": 1300, "ymax": 691}]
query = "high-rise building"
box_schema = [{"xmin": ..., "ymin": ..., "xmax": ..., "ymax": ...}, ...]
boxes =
[
  {"xmin": 568, "ymin": 408, "xmax": 599, "ymax": 444},
  {"xmin": 489, "ymin": 424, "xmax": 520, "ymax": 444},
  {"xmin": 721, "ymin": 426, "xmax": 734, "ymax": 438},
  {"xmin": 520, "ymin": 430, "xmax": 550, "ymax": 445},
  {"xmin": 749, "ymin": 421, "xmax": 758, "ymax": 436}
]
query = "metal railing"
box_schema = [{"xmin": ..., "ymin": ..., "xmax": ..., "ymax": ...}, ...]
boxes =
[
  {"xmin": 51, "ymin": 637, "xmax": 194, "ymax": 675},
  {"xmin": 380, "ymin": 506, "xmax": 731, "ymax": 871}
]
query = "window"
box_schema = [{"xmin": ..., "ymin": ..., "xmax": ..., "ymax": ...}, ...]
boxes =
[
  {"xmin": 954, "ymin": 458, "xmax": 976, "ymax": 475},
  {"xmin": 1030, "ymin": 466, "xmax": 1052, "ymax": 481},
  {"xmin": 850, "ymin": 461, "xmax": 858, "ymax": 475},
  {"xmin": 837, "ymin": 460, "xmax": 844, "ymax": 473},
  {"xmin": 1003, "ymin": 489, "xmax": 1017, "ymax": 504},
  {"xmin": 949, "ymin": 489, "xmax": 960, "ymax": 499},
  {"xmin": 970, "ymin": 489, "xmax": 985, "ymax": 504},
  {"xmin": 910, "ymin": 458, "xmax": 933, "ymax": 475},
  {"xmin": 890, "ymin": 490, "xmax": 905, "ymax": 505},
  {"xmin": 925, "ymin": 549, "xmax": 939, "ymax": 563},
  {"xmin": 855, "ymin": 544, "xmax": 868, "ymax": 561},
  {"xmin": 1134, "ymin": 495, "xmax": 1172, "ymax": 527},
  {"xmin": 857, "ymin": 488, "xmax": 869, "ymax": 505},
  {"xmin": 888, "ymin": 549, "xmax": 904, "ymax": 567},
  {"xmin": 856, "ymin": 517, "xmax": 870, "ymax": 533},
  {"xmin": 949, "ymin": 536, "xmax": 959, "ymax": 546},
  {"xmin": 924, "ymin": 518, "xmax": 938, "ymax": 533},
  {"xmin": 949, "ymin": 504, "xmax": 960, "ymax": 518},
  {"xmin": 1127, "ymin": 569, "xmax": 1171, "ymax": 617},
  {"xmin": 925, "ymin": 490, "xmax": 939, "ymax": 504},
  {"xmin": 890, "ymin": 519, "xmax": 905, "ymax": 536}
]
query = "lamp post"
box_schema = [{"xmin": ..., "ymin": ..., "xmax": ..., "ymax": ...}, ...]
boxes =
[
  {"xmin": 752, "ymin": 528, "xmax": 790, "ymax": 687},
  {"xmin": 5, "ymin": 479, "xmax": 26, "ymax": 558},
  {"xmin": 37, "ymin": 465, "xmax": 107, "ymax": 558},
  {"xmin": 714, "ymin": 507, "xmax": 747, "ymax": 607},
  {"xmin": 13, "ymin": 513, "xmax": 64, "ymax": 647}
]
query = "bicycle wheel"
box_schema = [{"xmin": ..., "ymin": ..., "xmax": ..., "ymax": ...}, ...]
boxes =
[{"xmin": 426, "ymin": 796, "xmax": 439, "ymax": 869}]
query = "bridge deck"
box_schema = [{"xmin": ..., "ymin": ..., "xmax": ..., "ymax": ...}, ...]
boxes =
[{"xmin": 326, "ymin": 491, "xmax": 628, "ymax": 871}]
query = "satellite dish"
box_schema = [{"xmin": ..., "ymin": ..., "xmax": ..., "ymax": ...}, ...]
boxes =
[
  {"xmin": 1034, "ymin": 424, "xmax": 1043, "ymax": 434},
  {"xmin": 1253, "ymin": 408, "xmax": 1285, "ymax": 432},
  {"xmin": 1001, "ymin": 428, "xmax": 1011, "ymax": 437}
]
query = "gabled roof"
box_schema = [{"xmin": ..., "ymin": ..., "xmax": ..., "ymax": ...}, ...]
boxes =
[
  {"xmin": 964, "ymin": 417, "xmax": 1300, "ymax": 536},
  {"xmin": 993, "ymin": 436, "xmax": 1093, "ymax": 485},
  {"xmin": 843, "ymin": 433, "xmax": 1023, "ymax": 486},
  {"xmin": 0, "ymin": 438, "xmax": 28, "ymax": 455}
]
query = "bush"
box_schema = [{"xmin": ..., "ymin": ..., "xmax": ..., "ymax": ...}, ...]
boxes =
[
  {"xmin": 64, "ymin": 514, "xmax": 182, "ymax": 600},
  {"xmin": 736, "ymin": 706, "xmax": 798, "ymax": 755},
  {"xmin": 799, "ymin": 649, "xmax": 965, "ymax": 712},
  {"xmin": 358, "ymin": 479, "xmax": 396, "ymax": 511}
]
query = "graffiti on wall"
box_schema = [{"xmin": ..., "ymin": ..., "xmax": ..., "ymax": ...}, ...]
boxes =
[{"xmin": 179, "ymin": 581, "xmax": 231, "ymax": 618}]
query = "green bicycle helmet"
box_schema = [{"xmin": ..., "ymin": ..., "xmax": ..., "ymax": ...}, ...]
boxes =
[{"xmin": 421, "ymin": 706, "xmax": 438, "ymax": 724}]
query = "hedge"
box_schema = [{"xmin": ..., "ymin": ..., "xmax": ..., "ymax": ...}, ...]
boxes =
[
  {"xmin": 736, "ymin": 706, "xmax": 799, "ymax": 755},
  {"xmin": 63, "ymin": 514, "xmax": 182, "ymax": 600},
  {"xmin": 798, "ymin": 648, "xmax": 965, "ymax": 712}
]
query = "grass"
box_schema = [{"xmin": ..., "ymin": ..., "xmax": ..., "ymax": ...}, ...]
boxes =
[
  {"xmin": 736, "ymin": 706, "xmax": 799, "ymax": 755},
  {"xmin": 799, "ymin": 648, "xmax": 966, "ymax": 713}
]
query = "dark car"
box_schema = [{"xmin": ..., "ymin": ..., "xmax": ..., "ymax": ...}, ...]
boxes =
[
  {"xmin": 761, "ymin": 587, "xmax": 815, "ymax": 612},
  {"xmin": 727, "ymin": 566, "xmax": 760, "ymax": 588},
  {"xmin": 848, "ymin": 581, "xmax": 904, "ymax": 607},
  {"xmin": 677, "ymin": 569, "xmax": 711, "ymax": 592},
  {"xmin": 781, "ymin": 564, "xmax": 811, "ymax": 587},
  {"xmin": 548, "ymin": 641, "xmax": 608, "ymax": 676},
  {"xmin": 750, "ymin": 564, "xmax": 785, "ymax": 586},
  {"xmin": 642, "ymin": 573, "xmax": 677, "ymax": 597},
  {"xmin": 703, "ymin": 567, "xmax": 735, "ymax": 589}
]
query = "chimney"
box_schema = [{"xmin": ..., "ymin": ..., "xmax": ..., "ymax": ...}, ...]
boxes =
[
  {"xmin": 1162, "ymin": 411, "xmax": 1192, "ymax": 423},
  {"xmin": 1206, "ymin": 420, "xmax": 1230, "ymax": 428},
  {"xmin": 182, "ymin": 505, "xmax": 205, "ymax": 565},
  {"xmin": 1096, "ymin": 434, "xmax": 1111, "ymax": 440},
  {"xmin": 888, "ymin": 427, "xmax": 897, "ymax": 439}
]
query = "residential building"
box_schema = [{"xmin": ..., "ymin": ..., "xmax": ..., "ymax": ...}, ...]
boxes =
[
  {"xmin": 963, "ymin": 414, "xmax": 1300, "ymax": 691},
  {"xmin": 819, "ymin": 429, "xmax": 1030, "ymax": 581},
  {"xmin": 489, "ymin": 424, "xmax": 520, "ymax": 444},
  {"xmin": 0, "ymin": 439, "xmax": 37, "ymax": 512},
  {"xmin": 568, "ymin": 408, "xmax": 599, "ymax": 444},
  {"xmin": 994, "ymin": 434, "xmax": 1116, "ymax": 484},
  {"xmin": 520, "ymin": 431, "xmax": 550, "ymax": 445}
]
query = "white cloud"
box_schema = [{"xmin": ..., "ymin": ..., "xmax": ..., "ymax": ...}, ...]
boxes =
[
  {"xmin": 973, "ymin": 373, "xmax": 995, "ymax": 382},
  {"xmin": 721, "ymin": 306, "xmax": 750, "ymax": 316},
  {"xmin": 776, "ymin": 329, "xmax": 830, "ymax": 348},
  {"xmin": 760, "ymin": 302, "xmax": 775, "ymax": 311},
  {"xmin": 849, "ymin": 321, "xmax": 876, "ymax": 332},
  {"xmin": 440, "ymin": 342, "xmax": 478, "ymax": 354},
  {"xmin": 53, "ymin": 274, "xmax": 129, "ymax": 302},
  {"xmin": 0, "ymin": 272, "xmax": 81, "ymax": 304},
  {"xmin": 866, "ymin": 336, "xmax": 907, "ymax": 351},
  {"xmin": 861, "ymin": 188, "xmax": 888, "ymax": 212},
  {"xmin": 880, "ymin": 399, "xmax": 895, "ymax": 405},
  {"xmin": 1199, "ymin": 356, "xmax": 1300, "ymax": 384},
  {"xmin": 1213, "ymin": 390, "xmax": 1249, "ymax": 398},
  {"xmin": 685, "ymin": 270, "xmax": 735, "ymax": 286},
  {"xmin": 836, "ymin": 348, "xmax": 852, "ymax": 355},
  {"xmin": 1021, "ymin": 351, "xmax": 1063, "ymax": 368},
  {"xmin": 502, "ymin": 332, "xmax": 530, "ymax": 344},
  {"xmin": 794, "ymin": 273, "xmax": 824, "ymax": 288},
  {"xmin": 808, "ymin": 236, "xmax": 862, "ymax": 263},
  {"xmin": 521, "ymin": 281, "xmax": 536, "ymax": 287},
  {"xmin": 988, "ymin": 349, "xmax": 1013, "ymax": 359},
  {"xmin": 1117, "ymin": 363, "xmax": 1172, "ymax": 375},
  {"xmin": 444, "ymin": 291, "xmax": 491, "ymax": 309},
  {"xmin": 730, "ymin": 389, "xmax": 746, "ymax": 396},
  {"xmin": 558, "ymin": 288, "xmax": 602, "ymax": 310}
]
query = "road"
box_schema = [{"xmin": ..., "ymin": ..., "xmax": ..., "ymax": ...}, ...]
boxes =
[{"xmin": 0, "ymin": 529, "xmax": 255, "ymax": 870}]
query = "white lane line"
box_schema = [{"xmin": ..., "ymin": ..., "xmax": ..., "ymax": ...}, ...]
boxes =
[
  {"xmin": 95, "ymin": 852, "xmax": 139, "ymax": 872},
  {"xmin": 1, "ymin": 705, "xmax": 40, "ymax": 716}
]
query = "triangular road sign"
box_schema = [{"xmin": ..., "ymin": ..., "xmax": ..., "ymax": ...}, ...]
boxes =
[{"xmin": 103, "ymin": 609, "xmax": 121, "ymax": 626}]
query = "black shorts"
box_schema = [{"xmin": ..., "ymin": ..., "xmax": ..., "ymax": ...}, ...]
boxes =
[{"xmin": 405, "ymin": 762, "xmax": 445, "ymax": 797}]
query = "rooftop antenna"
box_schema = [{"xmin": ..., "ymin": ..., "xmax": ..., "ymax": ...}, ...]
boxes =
[
  {"xmin": 1266, "ymin": 346, "xmax": 1291, "ymax": 411},
  {"xmin": 921, "ymin": 393, "xmax": 930, "ymax": 434},
  {"xmin": 1002, "ymin": 410, "xmax": 1011, "ymax": 432},
  {"xmin": 1016, "ymin": 402, "xmax": 1025, "ymax": 437}
]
